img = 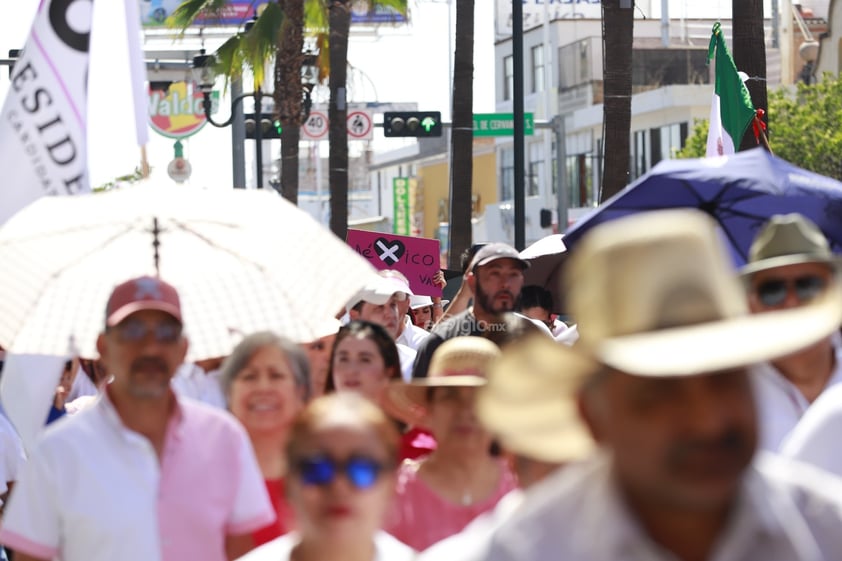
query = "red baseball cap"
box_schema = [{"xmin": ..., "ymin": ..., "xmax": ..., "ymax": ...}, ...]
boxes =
[{"xmin": 105, "ymin": 276, "xmax": 182, "ymax": 327}]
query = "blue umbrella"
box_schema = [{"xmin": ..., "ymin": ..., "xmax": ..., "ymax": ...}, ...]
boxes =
[{"xmin": 564, "ymin": 148, "xmax": 842, "ymax": 267}]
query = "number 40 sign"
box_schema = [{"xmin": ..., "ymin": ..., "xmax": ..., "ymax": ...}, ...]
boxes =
[{"xmin": 301, "ymin": 110, "xmax": 373, "ymax": 141}]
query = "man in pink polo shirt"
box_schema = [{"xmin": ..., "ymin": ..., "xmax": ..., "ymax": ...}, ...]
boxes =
[{"xmin": 0, "ymin": 276, "xmax": 274, "ymax": 561}]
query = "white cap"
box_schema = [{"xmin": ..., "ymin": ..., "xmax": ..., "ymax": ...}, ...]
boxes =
[
  {"xmin": 409, "ymin": 295, "xmax": 450, "ymax": 310},
  {"xmin": 346, "ymin": 276, "xmax": 411, "ymax": 312}
]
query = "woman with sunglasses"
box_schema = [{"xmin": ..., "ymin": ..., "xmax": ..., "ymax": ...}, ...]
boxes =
[
  {"xmin": 326, "ymin": 321, "xmax": 402, "ymax": 403},
  {"xmin": 381, "ymin": 336, "xmax": 518, "ymax": 551},
  {"xmin": 220, "ymin": 332, "xmax": 311, "ymax": 546},
  {"xmin": 236, "ymin": 392, "xmax": 416, "ymax": 561}
]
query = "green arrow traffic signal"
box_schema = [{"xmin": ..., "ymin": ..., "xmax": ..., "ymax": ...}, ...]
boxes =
[{"xmin": 421, "ymin": 116, "xmax": 437, "ymax": 132}]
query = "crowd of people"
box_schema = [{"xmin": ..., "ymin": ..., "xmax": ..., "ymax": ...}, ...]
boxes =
[{"xmin": 0, "ymin": 208, "xmax": 841, "ymax": 561}]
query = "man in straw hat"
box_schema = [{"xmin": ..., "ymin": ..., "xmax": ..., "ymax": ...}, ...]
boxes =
[
  {"xmin": 740, "ymin": 213, "xmax": 842, "ymax": 451},
  {"xmin": 481, "ymin": 209, "xmax": 842, "ymax": 561}
]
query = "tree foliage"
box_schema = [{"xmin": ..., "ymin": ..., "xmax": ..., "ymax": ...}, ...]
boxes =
[{"xmin": 678, "ymin": 73, "xmax": 842, "ymax": 180}]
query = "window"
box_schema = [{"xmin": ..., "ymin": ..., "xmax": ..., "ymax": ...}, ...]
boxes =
[
  {"xmin": 558, "ymin": 39, "xmax": 592, "ymax": 90},
  {"xmin": 528, "ymin": 142, "xmax": 543, "ymax": 197},
  {"xmin": 503, "ymin": 55, "xmax": 514, "ymax": 101},
  {"xmin": 531, "ymin": 45, "xmax": 544, "ymax": 93},
  {"xmin": 500, "ymin": 148, "xmax": 514, "ymax": 201}
]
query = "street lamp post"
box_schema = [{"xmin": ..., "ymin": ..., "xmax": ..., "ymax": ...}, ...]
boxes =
[{"xmin": 191, "ymin": 50, "xmax": 318, "ymax": 190}]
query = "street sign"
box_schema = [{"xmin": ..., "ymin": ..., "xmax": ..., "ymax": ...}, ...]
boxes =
[
  {"xmin": 472, "ymin": 113, "xmax": 535, "ymax": 137},
  {"xmin": 301, "ymin": 110, "xmax": 329, "ymax": 140},
  {"xmin": 148, "ymin": 81, "xmax": 218, "ymax": 139},
  {"xmin": 347, "ymin": 110, "xmax": 374, "ymax": 140},
  {"xmin": 300, "ymin": 110, "xmax": 374, "ymax": 141}
]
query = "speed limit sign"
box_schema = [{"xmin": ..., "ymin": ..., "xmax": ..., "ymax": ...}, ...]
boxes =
[{"xmin": 301, "ymin": 110, "xmax": 329, "ymax": 140}]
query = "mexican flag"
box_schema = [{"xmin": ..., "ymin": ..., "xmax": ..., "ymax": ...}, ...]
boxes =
[{"xmin": 706, "ymin": 22, "xmax": 755, "ymax": 157}]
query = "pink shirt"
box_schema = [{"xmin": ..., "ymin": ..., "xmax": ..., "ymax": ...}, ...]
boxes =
[
  {"xmin": 0, "ymin": 390, "xmax": 274, "ymax": 561},
  {"xmin": 385, "ymin": 457, "xmax": 518, "ymax": 551}
]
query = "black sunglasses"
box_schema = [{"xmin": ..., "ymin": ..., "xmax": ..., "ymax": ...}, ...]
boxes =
[
  {"xmin": 295, "ymin": 454, "xmax": 387, "ymax": 490},
  {"xmin": 755, "ymin": 275, "xmax": 828, "ymax": 307}
]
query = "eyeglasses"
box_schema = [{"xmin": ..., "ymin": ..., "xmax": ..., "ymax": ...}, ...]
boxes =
[
  {"xmin": 112, "ymin": 320, "xmax": 182, "ymax": 344},
  {"xmin": 295, "ymin": 454, "xmax": 387, "ymax": 490},
  {"xmin": 755, "ymin": 275, "xmax": 828, "ymax": 307}
]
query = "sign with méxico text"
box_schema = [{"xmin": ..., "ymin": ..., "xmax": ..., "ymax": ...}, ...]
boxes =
[
  {"xmin": 473, "ymin": 113, "xmax": 535, "ymax": 137},
  {"xmin": 393, "ymin": 177, "xmax": 411, "ymax": 235},
  {"xmin": 347, "ymin": 229, "xmax": 442, "ymax": 296}
]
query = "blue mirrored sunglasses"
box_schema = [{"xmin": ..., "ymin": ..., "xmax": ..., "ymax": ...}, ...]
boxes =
[
  {"xmin": 296, "ymin": 455, "xmax": 386, "ymax": 489},
  {"xmin": 756, "ymin": 275, "xmax": 828, "ymax": 307}
]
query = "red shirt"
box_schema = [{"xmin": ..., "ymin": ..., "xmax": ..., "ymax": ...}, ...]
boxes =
[
  {"xmin": 251, "ymin": 478, "xmax": 294, "ymax": 546},
  {"xmin": 398, "ymin": 427, "xmax": 437, "ymax": 461}
]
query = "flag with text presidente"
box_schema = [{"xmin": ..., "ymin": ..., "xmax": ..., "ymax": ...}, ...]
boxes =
[
  {"xmin": 0, "ymin": 0, "xmax": 95, "ymax": 224},
  {"xmin": 706, "ymin": 22, "xmax": 755, "ymax": 157}
]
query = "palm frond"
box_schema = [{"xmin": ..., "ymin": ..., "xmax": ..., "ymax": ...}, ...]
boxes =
[
  {"xmin": 167, "ymin": 0, "xmax": 228, "ymax": 32},
  {"xmin": 304, "ymin": 0, "xmax": 329, "ymax": 33},
  {"xmin": 242, "ymin": 2, "xmax": 284, "ymax": 87}
]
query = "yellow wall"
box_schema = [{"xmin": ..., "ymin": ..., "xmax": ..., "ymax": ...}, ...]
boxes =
[{"xmin": 417, "ymin": 145, "xmax": 498, "ymax": 239}]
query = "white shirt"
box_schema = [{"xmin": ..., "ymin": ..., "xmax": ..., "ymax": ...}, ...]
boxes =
[
  {"xmin": 170, "ymin": 362, "xmax": 227, "ymax": 409},
  {"xmin": 0, "ymin": 392, "xmax": 273, "ymax": 561},
  {"xmin": 752, "ymin": 344, "xmax": 842, "ymax": 451},
  {"xmin": 420, "ymin": 490, "xmax": 523, "ymax": 560},
  {"xmin": 482, "ymin": 452, "xmax": 842, "ymax": 561},
  {"xmin": 236, "ymin": 530, "xmax": 417, "ymax": 561},
  {"xmin": 782, "ymin": 383, "xmax": 842, "ymax": 475},
  {"xmin": 397, "ymin": 343, "xmax": 417, "ymax": 382},
  {"xmin": 397, "ymin": 316, "xmax": 430, "ymax": 351},
  {"xmin": 0, "ymin": 413, "xmax": 25, "ymax": 498}
]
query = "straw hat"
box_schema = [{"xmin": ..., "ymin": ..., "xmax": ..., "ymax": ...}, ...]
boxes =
[
  {"xmin": 740, "ymin": 213, "xmax": 841, "ymax": 277},
  {"xmin": 475, "ymin": 209, "xmax": 842, "ymax": 463},
  {"xmin": 477, "ymin": 335, "xmax": 597, "ymax": 463},
  {"xmin": 564, "ymin": 209, "xmax": 842, "ymax": 377},
  {"xmin": 382, "ymin": 336, "xmax": 500, "ymax": 426}
]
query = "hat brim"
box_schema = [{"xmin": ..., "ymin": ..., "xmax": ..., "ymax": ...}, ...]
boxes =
[
  {"xmin": 477, "ymin": 336, "xmax": 597, "ymax": 463},
  {"xmin": 739, "ymin": 254, "xmax": 842, "ymax": 277},
  {"xmin": 106, "ymin": 302, "xmax": 182, "ymax": 327},
  {"xmin": 382, "ymin": 376, "xmax": 487, "ymax": 426},
  {"xmin": 591, "ymin": 282, "xmax": 842, "ymax": 377}
]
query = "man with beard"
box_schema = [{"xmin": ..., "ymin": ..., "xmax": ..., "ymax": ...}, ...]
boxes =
[
  {"xmin": 481, "ymin": 210, "xmax": 842, "ymax": 561},
  {"xmin": 411, "ymin": 243, "xmax": 532, "ymax": 379},
  {"xmin": 0, "ymin": 277, "xmax": 274, "ymax": 561}
]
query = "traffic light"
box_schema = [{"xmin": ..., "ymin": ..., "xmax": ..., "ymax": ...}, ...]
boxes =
[
  {"xmin": 244, "ymin": 114, "xmax": 283, "ymax": 139},
  {"xmin": 383, "ymin": 111, "xmax": 442, "ymax": 137}
]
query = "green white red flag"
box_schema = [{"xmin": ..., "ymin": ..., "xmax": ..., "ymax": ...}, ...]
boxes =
[{"xmin": 706, "ymin": 22, "xmax": 755, "ymax": 157}]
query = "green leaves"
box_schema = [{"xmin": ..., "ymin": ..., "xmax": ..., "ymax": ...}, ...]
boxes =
[{"xmin": 679, "ymin": 73, "xmax": 842, "ymax": 180}]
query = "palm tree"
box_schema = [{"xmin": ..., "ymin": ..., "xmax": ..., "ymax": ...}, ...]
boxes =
[
  {"xmin": 733, "ymin": 0, "xmax": 767, "ymax": 151},
  {"xmin": 326, "ymin": 0, "xmax": 406, "ymax": 241},
  {"xmin": 170, "ymin": 0, "xmax": 328, "ymax": 204},
  {"xmin": 600, "ymin": 0, "xmax": 634, "ymax": 202},
  {"xmin": 448, "ymin": 0, "xmax": 474, "ymax": 268}
]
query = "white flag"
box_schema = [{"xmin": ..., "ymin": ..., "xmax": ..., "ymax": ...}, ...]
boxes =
[{"xmin": 0, "ymin": 0, "xmax": 94, "ymax": 224}]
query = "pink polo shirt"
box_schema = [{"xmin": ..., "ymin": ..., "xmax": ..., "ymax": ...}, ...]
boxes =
[{"xmin": 0, "ymin": 390, "xmax": 274, "ymax": 561}]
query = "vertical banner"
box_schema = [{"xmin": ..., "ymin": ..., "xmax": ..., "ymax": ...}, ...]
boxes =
[
  {"xmin": 393, "ymin": 177, "xmax": 411, "ymax": 235},
  {"xmin": 0, "ymin": 0, "xmax": 93, "ymax": 224}
]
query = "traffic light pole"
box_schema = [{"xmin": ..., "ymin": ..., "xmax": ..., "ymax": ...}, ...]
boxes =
[{"xmin": 201, "ymin": 87, "xmax": 266, "ymax": 189}]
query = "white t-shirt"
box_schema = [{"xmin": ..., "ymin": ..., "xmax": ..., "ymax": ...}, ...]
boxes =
[
  {"xmin": 781, "ymin": 383, "xmax": 842, "ymax": 475},
  {"xmin": 753, "ymin": 344, "xmax": 842, "ymax": 451},
  {"xmin": 0, "ymin": 413, "xmax": 25, "ymax": 499}
]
